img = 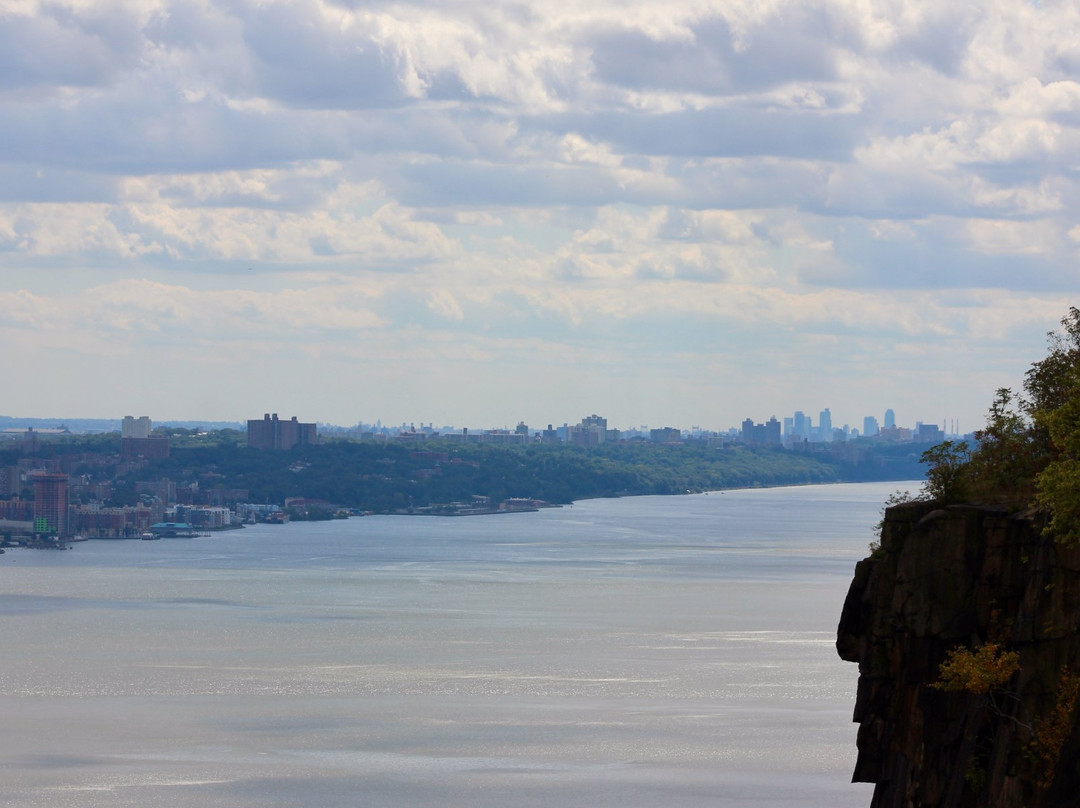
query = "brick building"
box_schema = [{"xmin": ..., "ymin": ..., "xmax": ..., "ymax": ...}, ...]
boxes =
[
  {"xmin": 247, "ymin": 413, "xmax": 317, "ymax": 450},
  {"xmin": 32, "ymin": 472, "xmax": 68, "ymax": 537}
]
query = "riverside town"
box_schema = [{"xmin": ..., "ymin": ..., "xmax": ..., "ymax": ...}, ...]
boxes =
[{"xmin": 0, "ymin": 407, "xmax": 949, "ymax": 546}]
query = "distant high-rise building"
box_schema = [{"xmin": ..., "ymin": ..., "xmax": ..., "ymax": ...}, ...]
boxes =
[
  {"xmin": 121, "ymin": 416, "xmax": 152, "ymax": 439},
  {"xmin": 569, "ymin": 414, "xmax": 607, "ymax": 446},
  {"xmin": 649, "ymin": 427, "xmax": 682, "ymax": 443},
  {"xmin": 793, "ymin": 410, "xmax": 810, "ymax": 439},
  {"xmin": 819, "ymin": 408, "xmax": 832, "ymax": 442},
  {"xmin": 580, "ymin": 414, "xmax": 607, "ymax": 431},
  {"xmin": 765, "ymin": 416, "xmax": 781, "ymax": 445},
  {"xmin": 247, "ymin": 413, "xmax": 317, "ymax": 450},
  {"xmin": 884, "ymin": 409, "xmax": 896, "ymax": 429},
  {"xmin": 863, "ymin": 416, "xmax": 880, "ymax": 437},
  {"xmin": 120, "ymin": 415, "xmax": 169, "ymax": 461},
  {"xmin": 33, "ymin": 472, "xmax": 68, "ymax": 537},
  {"xmin": 916, "ymin": 423, "xmax": 945, "ymax": 443},
  {"xmin": 741, "ymin": 417, "xmax": 782, "ymax": 446}
]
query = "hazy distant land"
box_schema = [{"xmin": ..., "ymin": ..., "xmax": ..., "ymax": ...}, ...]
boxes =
[{"xmin": 1, "ymin": 430, "xmax": 931, "ymax": 518}]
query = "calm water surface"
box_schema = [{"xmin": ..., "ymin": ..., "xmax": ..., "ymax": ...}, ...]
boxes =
[{"xmin": 0, "ymin": 482, "xmax": 907, "ymax": 807}]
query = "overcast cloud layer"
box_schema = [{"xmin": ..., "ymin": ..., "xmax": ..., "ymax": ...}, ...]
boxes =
[{"xmin": 2, "ymin": 0, "xmax": 1079, "ymax": 431}]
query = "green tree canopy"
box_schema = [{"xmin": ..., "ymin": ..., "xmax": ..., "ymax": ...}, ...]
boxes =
[{"xmin": 920, "ymin": 307, "xmax": 1080, "ymax": 545}]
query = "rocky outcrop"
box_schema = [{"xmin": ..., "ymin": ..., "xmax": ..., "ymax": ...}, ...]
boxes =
[{"xmin": 837, "ymin": 500, "xmax": 1080, "ymax": 808}]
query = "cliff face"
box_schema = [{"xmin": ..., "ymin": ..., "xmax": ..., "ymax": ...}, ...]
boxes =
[{"xmin": 837, "ymin": 501, "xmax": 1080, "ymax": 808}]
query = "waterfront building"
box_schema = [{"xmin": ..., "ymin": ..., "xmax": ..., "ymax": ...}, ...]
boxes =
[{"xmin": 32, "ymin": 472, "xmax": 68, "ymax": 537}]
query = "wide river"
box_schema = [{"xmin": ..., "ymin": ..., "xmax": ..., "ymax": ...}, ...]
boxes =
[{"xmin": 0, "ymin": 481, "xmax": 907, "ymax": 807}]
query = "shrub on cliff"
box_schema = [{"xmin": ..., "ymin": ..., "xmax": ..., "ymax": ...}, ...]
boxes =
[{"xmin": 933, "ymin": 642, "xmax": 1021, "ymax": 697}]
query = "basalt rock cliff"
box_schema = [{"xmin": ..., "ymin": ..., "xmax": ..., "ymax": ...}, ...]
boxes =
[{"xmin": 837, "ymin": 500, "xmax": 1080, "ymax": 808}]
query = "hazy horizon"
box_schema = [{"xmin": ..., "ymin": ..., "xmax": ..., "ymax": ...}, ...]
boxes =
[{"xmin": 0, "ymin": 407, "xmax": 956, "ymax": 436}]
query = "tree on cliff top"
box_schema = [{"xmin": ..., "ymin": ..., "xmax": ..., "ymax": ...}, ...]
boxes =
[
  {"xmin": 920, "ymin": 440, "xmax": 972, "ymax": 503},
  {"xmin": 1023, "ymin": 309, "xmax": 1080, "ymax": 544},
  {"xmin": 928, "ymin": 307, "xmax": 1080, "ymax": 544}
]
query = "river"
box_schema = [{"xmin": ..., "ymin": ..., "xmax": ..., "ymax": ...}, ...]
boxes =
[{"xmin": 0, "ymin": 481, "xmax": 908, "ymax": 807}]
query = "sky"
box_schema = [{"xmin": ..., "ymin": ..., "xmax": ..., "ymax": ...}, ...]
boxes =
[{"xmin": 2, "ymin": 0, "xmax": 1079, "ymax": 432}]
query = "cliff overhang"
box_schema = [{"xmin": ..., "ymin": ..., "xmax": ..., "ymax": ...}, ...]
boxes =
[{"xmin": 837, "ymin": 501, "xmax": 1080, "ymax": 807}]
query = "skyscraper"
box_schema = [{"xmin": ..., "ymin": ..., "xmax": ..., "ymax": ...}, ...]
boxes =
[
  {"xmin": 793, "ymin": 411, "xmax": 809, "ymax": 439},
  {"xmin": 819, "ymin": 408, "xmax": 832, "ymax": 442},
  {"xmin": 863, "ymin": 416, "xmax": 880, "ymax": 437},
  {"xmin": 884, "ymin": 408, "xmax": 896, "ymax": 429}
]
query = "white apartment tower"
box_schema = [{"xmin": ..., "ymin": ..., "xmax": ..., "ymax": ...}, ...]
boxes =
[{"xmin": 122, "ymin": 416, "xmax": 152, "ymax": 439}]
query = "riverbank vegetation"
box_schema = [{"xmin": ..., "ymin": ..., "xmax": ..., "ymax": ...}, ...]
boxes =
[
  {"xmin": 2, "ymin": 422, "xmax": 935, "ymax": 515},
  {"xmin": 97, "ymin": 438, "xmax": 925, "ymax": 513}
]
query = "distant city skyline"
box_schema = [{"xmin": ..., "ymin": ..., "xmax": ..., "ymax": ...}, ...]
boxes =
[
  {"xmin": 0, "ymin": 403, "xmax": 970, "ymax": 440},
  {"xmin": 1, "ymin": 2, "xmax": 1075, "ymax": 431}
]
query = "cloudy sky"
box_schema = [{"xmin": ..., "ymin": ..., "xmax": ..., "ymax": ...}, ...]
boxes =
[{"xmin": 2, "ymin": 0, "xmax": 1078, "ymax": 432}]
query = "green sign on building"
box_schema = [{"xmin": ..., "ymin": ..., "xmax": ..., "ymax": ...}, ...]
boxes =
[{"xmin": 34, "ymin": 517, "xmax": 50, "ymax": 534}]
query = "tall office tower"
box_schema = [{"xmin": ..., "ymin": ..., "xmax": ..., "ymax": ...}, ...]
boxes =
[
  {"xmin": 793, "ymin": 411, "xmax": 808, "ymax": 438},
  {"xmin": 33, "ymin": 472, "xmax": 68, "ymax": 537},
  {"xmin": 884, "ymin": 408, "xmax": 896, "ymax": 429},
  {"xmin": 819, "ymin": 408, "xmax": 832, "ymax": 442},
  {"xmin": 863, "ymin": 416, "xmax": 880, "ymax": 437},
  {"xmin": 121, "ymin": 416, "xmax": 152, "ymax": 439}
]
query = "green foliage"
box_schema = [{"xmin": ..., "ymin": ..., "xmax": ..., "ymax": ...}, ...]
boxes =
[
  {"xmin": 920, "ymin": 440, "xmax": 972, "ymax": 504},
  {"xmin": 906, "ymin": 308, "xmax": 1080, "ymax": 546},
  {"xmin": 125, "ymin": 440, "xmax": 853, "ymax": 512},
  {"xmin": 965, "ymin": 388, "xmax": 1043, "ymax": 505},
  {"xmin": 1025, "ymin": 306, "xmax": 1080, "ymax": 415},
  {"xmin": 153, "ymin": 427, "xmax": 247, "ymax": 448},
  {"xmin": 1034, "ymin": 364, "xmax": 1080, "ymax": 546}
]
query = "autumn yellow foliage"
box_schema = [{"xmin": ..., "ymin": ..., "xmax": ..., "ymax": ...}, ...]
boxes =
[{"xmin": 933, "ymin": 643, "xmax": 1021, "ymax": 696}]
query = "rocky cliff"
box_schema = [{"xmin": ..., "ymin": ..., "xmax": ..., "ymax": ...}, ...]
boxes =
[{"xmin": 837, "ymin": 500, "xmax": 1080, "ymax": 808}]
